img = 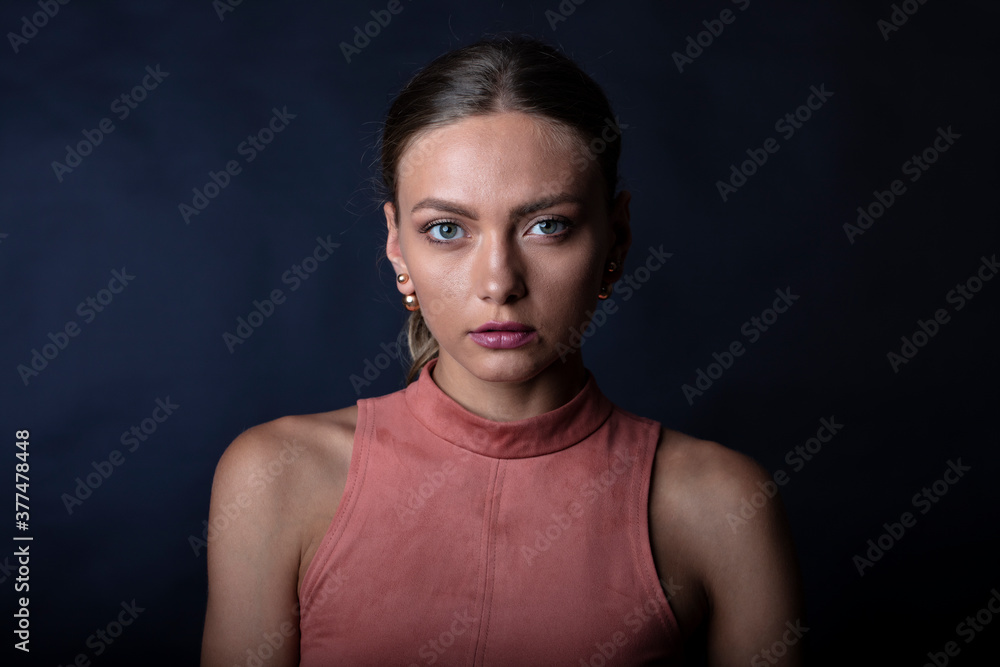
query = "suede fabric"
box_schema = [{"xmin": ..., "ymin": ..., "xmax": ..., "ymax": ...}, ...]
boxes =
[{"xmin": 299, "ymin": 358, "xmax": 681, "ymax": 665}]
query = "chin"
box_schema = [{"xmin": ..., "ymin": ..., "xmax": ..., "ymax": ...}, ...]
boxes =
[{"xmin": 457, "ymin": 348, "xmax": 553, "ymax": 384}]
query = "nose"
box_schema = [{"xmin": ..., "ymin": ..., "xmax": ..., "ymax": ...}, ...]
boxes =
[{"xmin": 472, "ymin": 232, "xmax": 526, "ymax": 305}]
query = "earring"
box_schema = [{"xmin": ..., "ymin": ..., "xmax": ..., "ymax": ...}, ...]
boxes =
[
  {"xmin": 403, "ymin": 293, "xmax": 420, "ymax": 311},
  {"xmin": 598, "ymin": 284, "xmax": 611, "ymax": 300},
  {"xmin": 606, "ymin": 261, "xmax": 618, "ymax": 273},
  {"xmin": 397, "ymin": 273, "xmax": 409, "ymax": 284}
]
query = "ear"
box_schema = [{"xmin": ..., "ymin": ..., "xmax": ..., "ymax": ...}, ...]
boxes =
[
  {"xmin": 606, "ymin": 190, "xmax": 632, "ymax": 281},
  {"xmin": 384, "ymin": 201, "xmax": 412, "ymax": 294}
]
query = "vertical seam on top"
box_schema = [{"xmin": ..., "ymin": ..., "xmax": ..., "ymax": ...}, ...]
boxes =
[
  {"xmin": 468, "ymin": 458, "xmax": 503, "ymax": 666},
  {"xmin": 478, "ymin": 459, "xmax": 506, "ymax": 664}
]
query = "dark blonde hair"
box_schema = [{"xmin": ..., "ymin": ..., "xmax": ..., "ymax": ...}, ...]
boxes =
[{"xmin": 379, "ymin": 33, "xmax": 622, "ymax": 383}]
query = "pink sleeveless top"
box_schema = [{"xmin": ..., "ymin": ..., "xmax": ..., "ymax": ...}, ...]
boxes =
[{"xmin": 299, "ymin": 359, "xmax": 682, "ymax": 665}]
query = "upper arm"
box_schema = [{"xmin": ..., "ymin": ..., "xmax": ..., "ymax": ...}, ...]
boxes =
[
  {"xmin": 701, "ymin": 454, "xmax": 804, "ymax": 666},
  {"xmin": 200, "ymin": 424, "xmax": 303, "ymax": 667},
  {"xmin": 653, "ymin": 435, "xmax": 804, "ymax": 666}
]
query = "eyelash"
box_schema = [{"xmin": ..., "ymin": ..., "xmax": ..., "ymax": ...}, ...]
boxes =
[{"xmin": 418, "ymin": 218, "xmax": 573, "ymax": 244}]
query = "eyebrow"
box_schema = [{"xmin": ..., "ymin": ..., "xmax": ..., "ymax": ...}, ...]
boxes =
[{"xmin": 409, "ymin": 194, "xmax": 585, "ymax": 224}]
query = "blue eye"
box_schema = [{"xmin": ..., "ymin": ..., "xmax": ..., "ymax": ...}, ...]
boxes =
[
  {"xmin": 530, "ymin": 219, "xmax": 568, "ymax": 235},
  {"xmin": 427, "ymin": 222, "xmax": 465, "ymax": 241}
]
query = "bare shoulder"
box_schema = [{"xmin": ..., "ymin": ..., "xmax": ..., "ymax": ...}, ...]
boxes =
[
  {"xmin": 651, "ymin": 427, "xmax": 775, "ymax": 526},
  {"xmin": 206, "ymin": 404, "xmax": 359, "ymax": 577},
  {"xmin": 201, "ymin": 405, "xmax": 359, "ymax": 666},
  {"xmin": 650, "ymin": 427, "xmax": 793, "ymax": 569},
  {"xmin": 213, "ymin": 405, "xmax": 358, "ymax": 504},
  {"xmin": 220, "ymin": 404, "xmax": 359, "ymax": 461},
  {"xmin": 648, "ymin": 428, "xmax": 803, "ymax": 662}
]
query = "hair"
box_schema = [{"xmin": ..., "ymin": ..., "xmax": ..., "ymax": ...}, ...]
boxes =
[{"xmin": 379, "ymin": 33, "xmax": 623, "ymax": 384}]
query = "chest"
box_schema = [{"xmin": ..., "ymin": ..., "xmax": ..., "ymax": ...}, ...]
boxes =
[{"xmin": 296, "ymin": 430, "xmax": 683, "ymax": 664}]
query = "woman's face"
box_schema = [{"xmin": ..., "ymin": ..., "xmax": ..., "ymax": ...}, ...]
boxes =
[{"xmin": 385, "ymin": 111, "xmax": 630, "ymax": 386}]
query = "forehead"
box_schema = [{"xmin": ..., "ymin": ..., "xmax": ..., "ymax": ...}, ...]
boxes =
[{"xmin": 396, "ymin": 112, "xmax": 601, "ymax": 210}]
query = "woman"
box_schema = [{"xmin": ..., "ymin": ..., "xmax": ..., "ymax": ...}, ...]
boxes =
[{"xmin": 201, "ymin": 34, "xmax": 803, "ymax": 666}]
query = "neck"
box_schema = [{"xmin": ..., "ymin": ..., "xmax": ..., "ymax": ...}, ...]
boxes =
[{"xmin": 429, "ymin": 354, "xmax": 588, "ymax": 422}]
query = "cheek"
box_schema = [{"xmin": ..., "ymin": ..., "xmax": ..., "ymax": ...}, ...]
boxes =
[
  {"xmin": 535, "ymin": 240, "xmax": 604, "ymax": 289},
  {"xmin": 534, "ymin": 253, "xmax": 604, "ymax": 320},
  {"xmin": 407, "ymin": 254, "xmax": 467, "ymax": 327}
]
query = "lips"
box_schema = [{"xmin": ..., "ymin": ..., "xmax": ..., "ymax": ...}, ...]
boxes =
[
  {"xmin": 471, "ymin": 321, "xmax": 534, "ymax": 333},
  {"xmin": 469, "ymin": 321, "xmax": 537, "ymax": 349}
]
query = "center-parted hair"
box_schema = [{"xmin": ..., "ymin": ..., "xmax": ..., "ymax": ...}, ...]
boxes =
[{"xmin": 379, "ymin": 33, "xmax": 623, "ymax": 383}]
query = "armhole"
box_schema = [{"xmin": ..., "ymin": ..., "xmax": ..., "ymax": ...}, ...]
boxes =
[
  {"xmin": 628, "ymin": 419, "xmax": 683, "ymax": 646},
  {"xmin": 298, "ymin": 398, "xmax": 372, "ymax": 609}
]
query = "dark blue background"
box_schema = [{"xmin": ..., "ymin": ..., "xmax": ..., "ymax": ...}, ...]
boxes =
[{"xmin": 2, "ymin": 0, "xmax": 997, "ymax": 664}]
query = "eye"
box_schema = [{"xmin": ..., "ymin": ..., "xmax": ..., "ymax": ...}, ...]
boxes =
[
  {"xmin": 529, "ymin": 218, "xmax": 569, "ymax": 236},
  {"xmin": 426, "ymin": 222, "xmax": 466, "ymax": 242}
]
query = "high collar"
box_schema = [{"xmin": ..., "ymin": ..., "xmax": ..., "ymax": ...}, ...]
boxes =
[{"xmin": 403, "ymin": 358, "xmax": 613, "ymax": 459}]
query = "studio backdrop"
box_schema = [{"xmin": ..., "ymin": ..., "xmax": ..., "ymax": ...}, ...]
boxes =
[{"xmin": 2, "ymin": 0, "xmax": 997, "ymax": 664}]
